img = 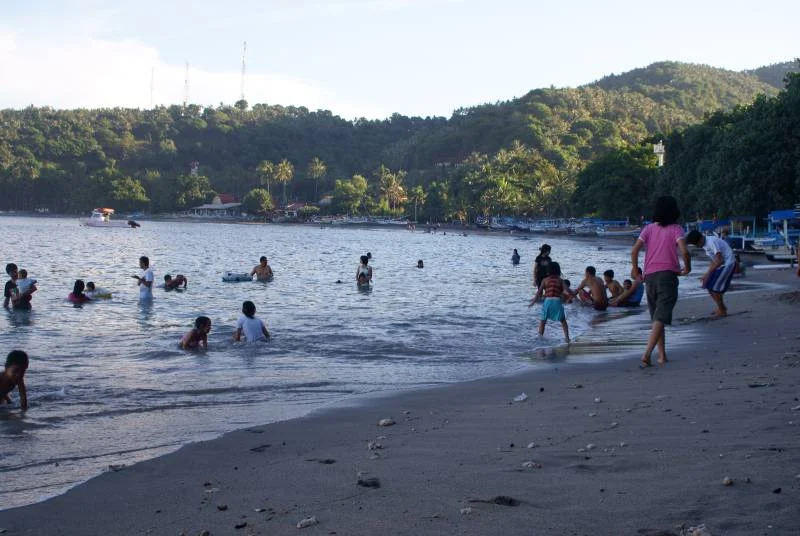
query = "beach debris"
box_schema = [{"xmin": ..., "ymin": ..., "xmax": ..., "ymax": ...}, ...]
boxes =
[
  {"xmin": 594, "ymin": 397, "xmax": 602, "ymax": 403},
  {"xmin": 609, "ymin": 422, "xmax": 619, "ymax": 428},
  {"xmin": 527, "ymin": 442, "xmax": 537, "ymax": 449},
  {"xmin": 234, "ymin": 521, "xmax": 247, "ymax": 529},
  {"xmin": 722, "ymin": 477, "xmax": 734, "ymax": 486},
  {"xmin": 297, "ymin": 516, "xmax": 319, "ymax": 529},
  {"xmin": 539, "ymin": 387, "xmax": 544, "ymax": 392},
  {"xmin": 250, "ymin": 443, "xmax": 271, "ymax": 452},
  {"xmin": 683, "ymin": 524, "xmax": 712, "ymax": 536},
  {"xmin": 513, "ymin": 393, "xmax": 529, "ymax": 402},
  {"xmin": 378, "ymin": 418, "xmax": 395, "ymax": 427},
  {"xmin": 108, "ymin": 464, "xmax": 126, "ymax": 472},
  {"xmin": 204, "ymin": 488, "xmax": 220, "ymax": 494},
  {"xmin": 585, "ymin": 443, "xmax": 596, "ymax": 450},
  {"xmin": 255, "ymin": 508, "xmax": 267, "ymax": 513},
  {"xmin": 370, "ymin": 453, "xmax": 381, "ymax": 459},
  {"xmin": 357, "ymin": 477, "xmax": 381, "ymax": 488},
  {"xmin": 773, "ymin": 487, "xmax": 782, "ymax": 494},
  {"xmin": 403, "ymin": 410, "xmax": 411, "ymax": 415},
  {"xmin": 217, "ymin": 504, "xmax": 228, "ymax": 511},
  {"xmin": 460, "ymin": 507, "xmax": 473, "ymax": 515},
  {"xmin": 468, "ymin": 495, "xmax": 520, "ymax": 507},
  {"xmin": 522, "ymin": 461, "xmax": 542, "ymax": 469},
  {"xmin": 367, "ymin": 441, "xmax": 383, "ymax": 450},
  {"xmin": 588, "ymin": 412, "xmax": 597, "ymax": 417}
]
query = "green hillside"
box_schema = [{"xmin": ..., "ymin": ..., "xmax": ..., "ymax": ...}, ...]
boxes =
[
  {"xmin": 743, "ymin": 60, "xmax": 800, "ymax": 89},
  {"xmin": 0, "ymin": 60, "xmax": 789, "ymax": 221}
]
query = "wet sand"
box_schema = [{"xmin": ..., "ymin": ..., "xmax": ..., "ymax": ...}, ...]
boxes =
[{"xmin": 1, "ymin": 268, "xmax": 799, "ymax": 535}]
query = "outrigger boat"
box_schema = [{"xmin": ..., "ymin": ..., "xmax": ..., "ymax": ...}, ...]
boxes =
[{"xmin": 81, "ymin": 208, "xmax": 140, "ymax": 228}]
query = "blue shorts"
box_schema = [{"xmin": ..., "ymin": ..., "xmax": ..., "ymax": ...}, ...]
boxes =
[
  {"xmin": 541, "ymin": 297, "xmax": 566, "ymax": 322},
  {"xmin": 706, "ymin": 263, "xmax": 735, "ymax": 294}
]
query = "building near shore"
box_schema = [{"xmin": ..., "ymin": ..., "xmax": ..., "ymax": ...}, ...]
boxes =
[{"xmin": 184, "ymin": 194, "xmax": 242, "ymax": 218}]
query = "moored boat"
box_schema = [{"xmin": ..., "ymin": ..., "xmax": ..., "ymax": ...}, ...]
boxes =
[{"xmin": 80, "ymin": 208, "xmax": 140, "ymax": 228}]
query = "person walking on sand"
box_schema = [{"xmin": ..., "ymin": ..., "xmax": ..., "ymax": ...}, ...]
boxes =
[
  {"xmin": 533, "ymin": 244, "xmax": 551, "ymax": 289},
  {"xmin": 686, "ymin": 230, "xmax": 736, "ymax": 318},
  {"xmin": 631, "ymin": 196, "xmax": 691, "ymax": 367}
]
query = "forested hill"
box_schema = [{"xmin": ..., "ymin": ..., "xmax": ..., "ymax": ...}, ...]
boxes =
[
  {"xmin": 0, "ymin": 60, "xmax": 793, "ymax": 219},
  {"xmin": 744, "ymin": 61, "xmax": 800, "ymax": 89}
]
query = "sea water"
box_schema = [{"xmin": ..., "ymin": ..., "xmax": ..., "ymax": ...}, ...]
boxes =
[{"xmin": 0, "ymin": 216, "xmax": 697, "ymax": 509}]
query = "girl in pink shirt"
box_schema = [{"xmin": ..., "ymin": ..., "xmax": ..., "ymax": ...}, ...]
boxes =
[{"xmin": 630, "ymin": 196, "xmax": 691, "ymax": 367}]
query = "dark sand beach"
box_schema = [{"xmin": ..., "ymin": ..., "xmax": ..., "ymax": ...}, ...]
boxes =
[{"xmin": 1, "ymin": 268, "xmax": 798, "ymax": 535}]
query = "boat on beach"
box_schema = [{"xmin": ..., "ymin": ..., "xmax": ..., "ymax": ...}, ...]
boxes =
[{"xmin": 80, "ymin": 208, "xmax": 140, "ymax": 228}]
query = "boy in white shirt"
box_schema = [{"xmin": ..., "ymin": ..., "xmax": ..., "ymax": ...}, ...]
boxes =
[
  {"xmin": 132, "ymin": 256, "xmax": 154, "ymax": 301},
  {"xmin": 234, "ymin": 300, "xmax": 270, "ymax": 342},
  {"xmin": 686, "ymin": 230, "xmax": 736, "ymax": 318}
]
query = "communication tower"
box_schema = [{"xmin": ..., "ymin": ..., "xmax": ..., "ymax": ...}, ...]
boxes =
[
  {"xmin": 183, "ymin": 61, "xmax": 190, "ymax": 107},
  {"xmin": 240, "ymin": 41, "xmax": 247, "ymax": 101}
]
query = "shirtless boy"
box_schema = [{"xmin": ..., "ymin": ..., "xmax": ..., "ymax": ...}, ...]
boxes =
[
  {"xmin": 603, "ymin": 269, "xmax": 624, "ymax": 299},
  {"xmin": 164, "ymin": 274, "xmax": 188, "ymax": 290},
  {"xmin": 577, "ymin": 266, "xmax": 608, "ymax": 311},
  {"xmin": 251, "ymin": 256, "xmax": 274, "ymax": 281},
  {"xmin": 1, "ymin": 350, "xmax": 28, "ymax": 410}
]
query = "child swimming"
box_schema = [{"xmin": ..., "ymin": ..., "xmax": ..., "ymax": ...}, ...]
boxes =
[
  {"xmin": 180, "ymin": 316, "xmax": 211, "ymax": 349},
  {"xmin": 1, "ymin": 350, "xmax": 29, "ymax": 410}
]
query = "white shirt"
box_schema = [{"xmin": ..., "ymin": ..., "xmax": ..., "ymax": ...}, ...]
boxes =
[
  {"xmin": 237, "ymin": 315, "xmax": 267, "ymax": 342},
  {"xmin": 139, "ymin": 268, "xmax": 154, "ymax": 300},
  {"xmin": 702, "ymin": 236, "xmax": 735, "ymax": 267}
]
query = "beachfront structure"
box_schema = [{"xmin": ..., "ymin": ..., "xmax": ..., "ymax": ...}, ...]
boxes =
[
  {"xmin": 653, "ymin": 140, "xmax": 665, "ymax": 166},
  {"xmin": 184, "ymin": 194, "xmax": 242, "ymax": 218}
]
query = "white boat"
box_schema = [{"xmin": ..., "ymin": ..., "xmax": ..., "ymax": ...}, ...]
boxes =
[
  {"xmin": 80, "ymin": 208, "xmax": 140, "ymax": 228},
  {"xmin": 596, "ymin": 226, "xmax": 640, "ymax": 237}
]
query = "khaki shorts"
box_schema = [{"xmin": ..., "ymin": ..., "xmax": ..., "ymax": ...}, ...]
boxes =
[{"xmin": 645, "ymin": 270, "xmax": 679, "ymax": 325}]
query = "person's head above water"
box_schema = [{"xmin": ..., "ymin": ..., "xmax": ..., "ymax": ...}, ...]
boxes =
[
  {"xmin": 164, "ymin": 274, "xmax": 173, "ymax": 282},
  {"xmin": 195, "ymin": 316, "xmax": 212, "ymax": 331},
  {"xmin": 513, "ymin": 249, "xmax": 519, "ymax": 254},
  {"xmin": 366, "ymin": 252, "xmax": 372, "ymax": 259},
  {"xmin": 86, "ymin": 282, "xmax": 96, "ymax": 291},
  {"xmin": 259, "ymin": 256, "xmax": 267, "ymax": 265},
  {"xmin": 242, "ymin": 300, "xmax": 256, "ymax": 318},
  {"xmin": 139, "ymin": 256, "xmax": 149, "ymax": 269},
  {"xmin": 72, "ymin": 279, "xmax": 85, "ymax": 295},
  {"xmin": 360, "ymin": 255, "xmax": 369, "ymax": 265},
  {"xmin": 5, "ymin": 263, "xmax": 18, "ymax": 277},
  {"xmin": 417, "ymin": 260, "xmax": 424, "ymax": 268},
  {"xmin": 539, "ymin": 244, "xmax": 551, "ymax": 255}
]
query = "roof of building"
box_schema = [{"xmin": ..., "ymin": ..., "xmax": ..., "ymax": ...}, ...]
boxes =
[{"xmin": 193, "ymin": 202, "xmax": 243, "ymax": 210}]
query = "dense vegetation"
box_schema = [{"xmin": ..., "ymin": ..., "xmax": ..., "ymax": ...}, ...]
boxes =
[{"xmin": 0, "ymin": 60, "xmax": 792, "ymax": 222}]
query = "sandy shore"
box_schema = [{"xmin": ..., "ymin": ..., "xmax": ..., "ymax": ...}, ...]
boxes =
[{"xmin": 1, "ymin": 268, "xmax": 799, "ymax": 535}]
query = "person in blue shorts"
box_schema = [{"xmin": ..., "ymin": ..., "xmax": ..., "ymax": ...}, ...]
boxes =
[
  {"xmin": 686, "ymin": 230, "xmax": 736, "ymax": 318},
  {"xmin": 529, "ymin": 262, "xmax": 570, "ymax": 342},
  {"xmin": 610, "ymin": 267, "xmax": 644, "ymax": 307}
]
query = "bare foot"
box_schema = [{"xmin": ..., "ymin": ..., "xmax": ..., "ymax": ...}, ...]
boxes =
[
  {"xmin": 710, "ymin": 309, "xmax": 727, "ymax": 318},
  {"xmin": 640, "ymin": 357, "xmax": 652, "ymax": 368},
  {"xmin": 657, "ymin": 356, "xmax": 669, "ymax": 365}
]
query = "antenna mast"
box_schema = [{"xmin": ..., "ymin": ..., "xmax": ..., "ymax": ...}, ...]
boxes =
[
  {"xmin": 183, "ymin": 61, "xmax": 190, "ymax": 107},
  {"xmin": 240, "ymin": 41, "xmax": 247, "ymax": 101}
]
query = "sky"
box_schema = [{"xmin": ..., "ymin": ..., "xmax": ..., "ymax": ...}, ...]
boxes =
[{"xmin": 1, "ymin": 0, "xmax": 798, "ymax": 119}]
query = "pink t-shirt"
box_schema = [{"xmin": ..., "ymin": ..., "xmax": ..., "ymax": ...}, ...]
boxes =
[{"xmin": 638, "ymin": 223, "xmax": 685, "ymax": 277}]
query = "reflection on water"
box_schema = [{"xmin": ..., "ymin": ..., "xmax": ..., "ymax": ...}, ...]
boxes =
[{"xmin": 0, "ymin": 216, "xmax": 685, "ymax": 509}]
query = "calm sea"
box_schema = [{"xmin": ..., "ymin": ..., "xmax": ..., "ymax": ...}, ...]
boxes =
[{"xmin": 0, "ymin": 216, "xmax": 688, "ymax": 509}]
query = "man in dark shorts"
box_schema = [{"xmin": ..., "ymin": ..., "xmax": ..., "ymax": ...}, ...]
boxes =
[{"xmin": 577, "ymin": 266, "xmax": 608, "ymax": 311}]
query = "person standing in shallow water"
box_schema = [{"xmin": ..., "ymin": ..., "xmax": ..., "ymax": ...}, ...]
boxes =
[
  {"xmin": 512, "ymin": 249, "xmax": 520, "ymax": 265},
  {"xmin": 630, "ymin": 196, "xmax": 691, "ymax": 367},
  {"xmin": 533, "ymin": 244, "xmax": 551, "ymax": 289},
  {"xmin": 132, "ymin": 256, "xmax": 154, "ymax": 301}
]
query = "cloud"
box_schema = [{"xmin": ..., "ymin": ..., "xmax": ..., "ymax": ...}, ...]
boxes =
[{"xmin": 0, "ymin": 29, "xmax": 389, "ymax": 119}]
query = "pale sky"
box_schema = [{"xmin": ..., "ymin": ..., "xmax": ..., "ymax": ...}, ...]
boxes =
[{"xmin": 1, "ymin": 0, "xmax": 797, "ymax": 119}]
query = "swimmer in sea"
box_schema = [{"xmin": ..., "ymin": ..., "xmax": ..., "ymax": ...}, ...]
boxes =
[
  {"xmin": 251, "ymin": 256, "xmax": 274, "ymax": 281},
  {"xmin": 417, "ymin": 260, "xmax": 424, "ymax": 269},
  {"xmin": 180, "ymin": 316, "xmax": 211, "ymax": 349},
  {"xmin": 67, "ymin": 279, "xmax": 91, "ymax": 305},
  {"xmin": 1, "ymin": 350, "xmax": 28, "ymax": 410},
  {"xmin": 356, "ymin": 255, "xmax": 372, "ymax": 285},
  {"xmin": 164, "ymin": 274, "xmax": 188, "ymax": 290}
]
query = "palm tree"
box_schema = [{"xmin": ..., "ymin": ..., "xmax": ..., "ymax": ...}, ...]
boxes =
[
  {"xmin": 378, "ymin": 166, "xmax": 407, "ymax": 212},
  {"xmin": 408, "ymin": 185, "xmax": 426, "ymax": 222},
  {"xmin": 307, "ymin": 157, "xmax": 326, "ymax": 201},
  {"xmin": 274, "ymin": 159, "xmax": 294, "ymax": 207},
  {"xmin": 256, "ymin": 160, "xmax": 274, "ymax": 195}
]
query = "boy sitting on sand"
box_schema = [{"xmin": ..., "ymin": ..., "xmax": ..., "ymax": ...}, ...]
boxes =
[
  {"xmin": 529, "ymin": 262, "xmax": 570, "ymax": 342},
  {"xmin": 603, "ymin": 269, "xmax": 623, "ymax": 299},
  {"xmin": 1, "ymin": 350, "xmax": 29, "ymax": 410},
  {"xmin": 576, "ymin": 266, "xmax": 608, "ymax": 311},
  {"xmin": 181, "ymin": 316, "xmax": 211, "ymax": 349},
  {"xmin": 610, "ymin": 267, "xmax": 644, "ymax": 307},
  {"xmin": 686, "ymin": 230, "xmax": 736, "ymax": 317}
]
